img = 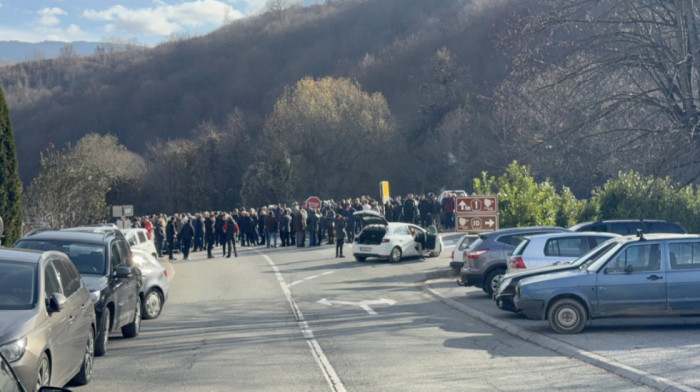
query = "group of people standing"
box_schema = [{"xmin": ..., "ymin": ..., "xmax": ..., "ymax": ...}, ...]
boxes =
[{"xmin": 127, "ymin": 192, "xmax": 459, "ymax": 260}]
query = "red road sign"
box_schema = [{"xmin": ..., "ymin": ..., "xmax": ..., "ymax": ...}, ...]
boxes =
[
  {"xmin": 303, "ymin": 196, "xmax": 322, "ymax": 210},
  {"xmin": 456, "ymin": 215, "xmax": 499, "ymax": 233},
  {"xmin": 455, "ymin": 196, "xmax": 498, "ymax": 213}
]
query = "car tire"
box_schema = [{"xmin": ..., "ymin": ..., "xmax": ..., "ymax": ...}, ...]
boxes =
[
  {"xmin": 389, "ymin": 247, "xmax": 402, "ymax": 263},
  {"xmin": 35, "ymin": 352, "xmax": 50, "ymax": 391},
  {"xmin": 122, "ymin": 297, "xmax": 142, "ymax": 338},
  {"xmin": 142, "ymin": 289, "xmax": 164, "ymax": 320},
  {"xmin": 95, "ymin": 308, "xmax": 110, "ymax": 357},
  {"xmin": 355, "ymin": 256, "xmax": 366, "ymax": 262},
  {"xmin": 548, "ymin": 298, "xmax": 587, "ymax": 334},
  {"xmin": 71, "ymin": 327, "xmax": 95, "ymax": 385},
  {"xmin": 484, "ymin": 268, "xmax": 505, "ymax": 296}
]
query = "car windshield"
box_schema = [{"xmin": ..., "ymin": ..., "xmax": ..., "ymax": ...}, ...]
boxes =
[
  {"xmin": 578, "ymin": 241, "xmax": 621, "ymax": 269},
  {"xmin": 14, "ymin": 240, "xmax": 108, "ymax": 275},
  {"xmin": 0, "ymin": 261, "xmax": 37, "ymax": 309}
]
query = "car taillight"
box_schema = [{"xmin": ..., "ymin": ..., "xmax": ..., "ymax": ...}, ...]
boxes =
[
  {"xmin": 451, "ymin": 250, "xmax": 454, "ymax": 259},
  {"xmin": 510, "ymin": 256, "xmax": 526, "ymax": 269},
  {"xmin": 467, "ymin": 249, "xmax": 489, "ymax": 259},
  {"xmin": 382, "ymin": 238, "xmax": 390, "ymax": 243},
  {"xmin": 163, "ymin": 270, "xmax": 168, "ymax": 277}
]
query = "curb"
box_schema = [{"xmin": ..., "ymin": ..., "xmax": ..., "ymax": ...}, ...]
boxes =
[{"xmin": 423, "ymin": 278, "xmax": 697, "ymax": 392}]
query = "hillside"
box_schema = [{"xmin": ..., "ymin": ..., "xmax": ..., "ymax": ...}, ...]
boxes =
[{"xmin": 0, "ymin": 0, "xmax": 518, "ymax": 190}]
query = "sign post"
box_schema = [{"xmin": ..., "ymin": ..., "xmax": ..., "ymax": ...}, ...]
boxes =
[
  {"xmin": 455, "ymin": 195, "xmax": 498, "ymax": 233},
  {"xmin": 379, "ymin": 181, "xmax": 390, "ymax": 204}
]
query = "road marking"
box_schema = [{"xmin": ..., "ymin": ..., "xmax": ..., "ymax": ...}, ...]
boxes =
[
  {"xmin": 318, "ymin": 298, "xmax": 396, "ymax": 315},
  {"xmin": 259, "ymin": 252, "xmax": 346, "ymax": 392},
  {"xmin": 289, "ymin": 271, "xmax": 336, "ymax": 287}
]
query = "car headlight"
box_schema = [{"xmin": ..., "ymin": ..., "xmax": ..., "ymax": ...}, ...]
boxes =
[
  {"xmin": 0, "ymin": 337, "xmax": 27, "ymax": 362},
  {"xmin": 90, "ymin": 290, "xmax": 101, "ymax": 304}
]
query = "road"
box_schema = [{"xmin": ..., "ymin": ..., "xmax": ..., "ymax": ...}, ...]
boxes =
[{"xmin": 74, "ymin": 239, "xmax": 654, "ymax": 391}]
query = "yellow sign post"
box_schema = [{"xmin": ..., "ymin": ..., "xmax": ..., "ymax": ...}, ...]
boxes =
[{"xmin": 379, "ymin": 181, "xmax": 390, "ymax": 204}]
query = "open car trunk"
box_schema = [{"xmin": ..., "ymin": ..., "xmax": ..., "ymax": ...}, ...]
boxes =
[{"xmin": 356, "ymin": 226, "xmax": 387, "ymax": 245}]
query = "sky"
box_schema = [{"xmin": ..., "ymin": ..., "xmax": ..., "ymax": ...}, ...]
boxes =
[{"xmin": 0, "ymin": 0, "xmax": 292, "ymax": 46}]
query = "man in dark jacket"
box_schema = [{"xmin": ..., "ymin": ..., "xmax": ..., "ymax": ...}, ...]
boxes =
[
  {"xmin": 179, "ymin": 218, "xmax": 194, "ymax": 260},
  {"xmin": 265, "ymin": 211, "xmax": 279, "ymax": 248},
  {"xmin": 166, "ymin": 216, "xmax": 177, "ymax": 261},
  {"xmin": 403, "ymin": 194, "xmax": 418, "ymax": 224},
  {"xmin": 224, "ymin": 214, "xmax": 238, "ymax": 258},
  {"xmin": 204, "ymin": 212, "xmax": 215, "ymax": 258},
  {"xmin": 153, "ymin": 215, "xmax": 165, "ymax": 257},
  {"xmin": 334, "ymin": 215, "xmax": 347, "ymax": 258}
]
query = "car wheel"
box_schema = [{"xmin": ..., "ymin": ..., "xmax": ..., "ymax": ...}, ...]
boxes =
[
  {"xmin": 388, "ymin": 247, "xmax": 402, "ymax": 263},
  {"xmin": 71, "ymin": 327, "xmax": 95, "ymax": 385},
  {"xmin": 122, "ymin": 297, "xmax": 142, "ymax": 338},
  {"xmin": 484, "ymin": 268, "xmax": 505, "ymax": 296},
  {"xmin": 355, "ymin": 256, "xmax": 366, "ymax": 262},
  {"xmin": 142, "ymin": 289, "xmax": 163, "ymax": 320},
  {"xmin": 35, "ymin": 352, "xmax": 50, "ymax": 391},
  {"xmin": 95, "ymin": 308, "xmax": 110, "ymax": 357},
  {"xmin": 548, "ymin": 298, "xmax": 587, "ymax": 334}
]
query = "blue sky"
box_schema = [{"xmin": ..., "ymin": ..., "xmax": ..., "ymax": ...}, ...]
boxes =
[{"xmin": 0, "ymin": 0, "xmax": 296, "ymax": 46}]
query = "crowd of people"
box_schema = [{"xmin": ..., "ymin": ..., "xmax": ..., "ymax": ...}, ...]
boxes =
[{"xmin": 127, "ymin": 192, "xmax": 460, "ymax": 260}]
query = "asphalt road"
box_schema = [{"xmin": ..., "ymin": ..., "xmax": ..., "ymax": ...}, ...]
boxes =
[{"xmin": 72, "ymin": 237, "xmax": 657, "ymax": 391}]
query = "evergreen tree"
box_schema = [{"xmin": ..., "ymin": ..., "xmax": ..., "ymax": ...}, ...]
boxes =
[{"xmin": 0, "ymin": 86, "xmax": 22, "ymax": 245}]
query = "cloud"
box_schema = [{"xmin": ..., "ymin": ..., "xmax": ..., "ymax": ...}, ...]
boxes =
[
  {"xmin": 37, "ymin": 7, "xmax": 67, "ymax": 27},
  {"xmin": 83, "ymin": 1, "xmax": 244, "ymax": 36}
]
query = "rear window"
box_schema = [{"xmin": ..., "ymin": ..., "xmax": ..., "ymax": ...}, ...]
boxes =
[
  {"xmin": 458, "ymin": 236, "xmax": 478, "ymax": 251},
  {"xmin": 14, "ymin": 239, "xmax": 107, "ymax": 275},
  {"xmin": 545, "ymin": 237, "xmax": 590, "ymax": 257},
  {"xmin": 511, "ymin": 239, "xmax": 530, "ymax": 256},
  {"xmin": 0, "ymin": 261, "xmax": 37, "ymax": 309},
  {"xmin": 668, "ymin": 241, "xmax": 700, "ymax": 269}
]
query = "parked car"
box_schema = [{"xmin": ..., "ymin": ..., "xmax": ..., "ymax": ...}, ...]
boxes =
[
  {"xmin": 352, "ymin": 210, "xmax": 443, "ymax": 263},
  {"xmin": 0, "ymin": 249, "xmax": 95, "ymax": 392},
  {"xmin": 122, "ymin": 228, "xmax": 158, "ymax": 258},
  {"xmin": 507, "ymin": 232, "xmax": 619, "ymax": 274},
  {"xmin": 569, "ymin": 219, "xmax": 686, "ymax": 235},
  {"xmin": 0, "ymin": 351, "xmax": 72, "ymax": 392},
  {"xmin": 130, "ymin": 249, "xmax": 169, "ymax": 320},
  {"xmin": 458, "ymin": 226, "xmax": 569, "ymax": 295},
  {"xmin": 495, "ymin": 239, "xmax": 619, "ymax": 312},
  {"xmin": 514, "ymin": 232, "xmax": 700, "ymax": 333},
  {"xmin": 449, "ymin": 234, "xmax": 479, "ymax": 273},
  {"xmin": 13, "ymin": 230, "xmax": 142, "ymax": 357}
]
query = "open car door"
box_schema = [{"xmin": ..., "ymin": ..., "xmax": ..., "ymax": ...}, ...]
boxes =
[{"xmin": 425, "ymin": 225, "xmax": 441, "ymax": 256}]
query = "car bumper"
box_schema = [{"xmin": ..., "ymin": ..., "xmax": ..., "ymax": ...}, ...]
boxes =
[
  {"xmin": 513, "ymin": 297, "xmax": 546, "ymax": 320},
  {"xmin": 449, "ymin": 261, "xmax": 463, "ymax": 271},
  {"xmin": 494, "ymin": 293, "xmax": 516, "ymax": 312},
  {"xmin": 458, "ymin": 270, "xmax": 484, "ymax": 288}
]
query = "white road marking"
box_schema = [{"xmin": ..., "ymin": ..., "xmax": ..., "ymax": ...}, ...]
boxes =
[
  {"xmin": 289, "ymin": 271, "xmax": 336, "ymax": 287},
  {"xmin": 259, "ymin": 252, "xmax": 346, "ymax": 392},
  {"xmin": 318, "ymin": 298, "xmax": 397, "ymax": 315}
]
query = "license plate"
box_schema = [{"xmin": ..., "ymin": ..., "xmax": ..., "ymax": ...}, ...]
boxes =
[{"xmin": 360, "ymin": 247, "xmax": 371, "ymax": 252}]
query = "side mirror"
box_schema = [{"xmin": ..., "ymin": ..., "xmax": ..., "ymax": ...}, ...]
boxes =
[
  {"xmin": 48, "ymin": 293, "xmax": 68, "ymax": 313},
  {"xmin": 115, "ymin": 266, "xmax": 133, "ymax": 279}
]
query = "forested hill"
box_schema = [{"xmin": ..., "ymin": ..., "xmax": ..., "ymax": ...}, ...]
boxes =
[{"xmin": 0, "ymin": 0, "xmax": 518, "ymax": 185}]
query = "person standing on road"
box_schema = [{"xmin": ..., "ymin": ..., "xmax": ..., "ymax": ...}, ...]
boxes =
[
  {"xmin": 166, "ymin": 216, "xmax": 177, "ymax": 261},
  {"xmin": 204, "ymin": 213, "xmax": 215, "ymax": 258},
  {"xmin": 179, "ymin": 218, "xmax": 194, "ymax": 260},
  {"xmin": 153, "ymin": 215, "xmax": 165, "ymax": 257},
  {"xmin": 265, "ymin": 211, "xmax": 279, "ymax": 248},
  {"xmin": 224, "ymin": 214, "xmax": 238, "ymax": 258},
  {"xmin": 335, "ymin": 215, "xmax": 347, "ymax": 258},
  {"xmin": 193, "ymin": 213, "xmax": 204, "ymax": 252},
  {"xmin": 403, "ymin": 193, "xmax": 418, "ymax": 224}
]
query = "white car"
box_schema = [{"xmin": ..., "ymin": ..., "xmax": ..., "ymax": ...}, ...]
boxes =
[
  {"xmin": 507, "ymin": 231, "xmax": 620, "ymax": 274},
  {"xmin": 352, "ymin": 211, "xmax": 443, "ymax": 263},
  {"xmin": 122, "ymin": 228, "xmax": 158, "ymax": 258},
  {"xmin": 131, "ymin": 249, "xmax": 169, "ymax": 319},
  {"xmin": 449, "ymin": 233, "xmax": 479, "ymax": 272}
]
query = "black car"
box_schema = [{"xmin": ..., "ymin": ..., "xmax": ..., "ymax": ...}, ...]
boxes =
[
  {"xmin": 13, "ymin": 230, "xmax": 142, "ymax": 356},
  {"xmin": 569, "ymin": 219, "xmax": 686, "ymax": 235}
]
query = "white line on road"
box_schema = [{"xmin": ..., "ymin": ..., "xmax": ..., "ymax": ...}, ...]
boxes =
[
  {"xmin": 259, "ymin": 252, "xmax": 346, "ymax": 392},
  {"xmin": 289, "ymin": 271, "xmax": 336, "ymax": 287}
]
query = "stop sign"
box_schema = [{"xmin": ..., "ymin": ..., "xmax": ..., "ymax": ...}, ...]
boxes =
[{"xmin": 304, "ymin": 196, "xmax": 322, "ymax": 210}]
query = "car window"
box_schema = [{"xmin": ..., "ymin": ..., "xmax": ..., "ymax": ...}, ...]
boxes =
[
  {"xmin": 111, "ymin": 242, "xmax": 122, "ymax": 273},
  {"xmin": 646, "ymin": 222, "xmax": 686, "ymax": 234},
  {"xmin": 137, "ymin": 231, "xmax": 147, "ymax": 242},
  {"xmin": 394, "ymin": 226, "xmax": 410, "ymax": 235},
  {"xmin": 0, "ymin": 261, "xmax": 37, "ymax": 309},
  {"xmin": 511, "ymin": 239, "xmax": 529, "ymax": 256},
  {"xmin": 498, "ymin": 234, "xmax": 527, "ymax": 247},
  {"xmin": 15, "ymin": 239, "xmax": 107, "ymax": 275},
  {"xmin": 44, "ymin": 260, "xmax": 63, "ymax": 299},
  {"xmin": 127, "ymin": 233, "xmax": 138, "ymax": 246},
  {"xmin": 608, "ymin": 222, "xmax": 644, "ymax": 235},
  {"xmin": 605, "ymin": 243, "xmax": 661, "ymax": 273},
  {"xmin": 117, "ymin": 239, "xmax": 134, "ymax": 267},
  {"xmin": 668, "ymin": 241, "xmax": 700, "ymax": 270},
  {"xmin": 545, "ymin": 237, "xmax": 589, "ymax": 257},
  {"xmin": 54, "ymin": 258, "xmax": 81, "ymax": 297},
  {"xmin": 592, "ymin": 236, "xmax": 613, "ymax": 246},
  {"xmin": 458, "ymin": 236, "xmax": 478, "ymax": 251}
]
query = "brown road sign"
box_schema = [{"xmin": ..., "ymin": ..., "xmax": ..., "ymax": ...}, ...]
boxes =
[
  {"xmin": 455, "ymin": 196, "xmax": 498, "ymax": 214},
  {"xmin": 456, "ymin": 215, "xmax": 499, "ymax": 233}
]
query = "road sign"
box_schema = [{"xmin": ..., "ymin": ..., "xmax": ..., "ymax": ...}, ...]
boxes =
[
  {"xmin": 456, "ymin": 215, "xmax": 499, "ymax": 233},
  {"xmin": 379, "ymin": 181, "xmax": 390, "ymax": 204},
  {"xmin": 304, "ymin": 196, "xmax": 322, "ymax": 210},
  {"xmin": 455, "ymin": 196, "xmax": 498, "ymax": 213}
]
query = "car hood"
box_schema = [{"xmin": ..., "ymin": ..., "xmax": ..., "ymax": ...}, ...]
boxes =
[
  {"xmin": 0, "ymin": 309, "xmax": 39, "ymax": 344},
  {"xmin": 81, "ymin": 275, "xmax": 109, "ymax": 292},
  {"xmin": 520, "ymin": 268, "xmax": 592, "ymax": 287},
  {"xmin": 353, "ymin": 210, "xmax": 388, "ymax": 226}
]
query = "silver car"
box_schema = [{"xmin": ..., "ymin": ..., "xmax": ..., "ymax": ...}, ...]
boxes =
[
  {"xmin": 131, "ymin": 249, "xmax": 169, "ymax": 319},
  {"xmin": 0, "ymin": 249, "xmax": 95, "ymax": 391}
]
